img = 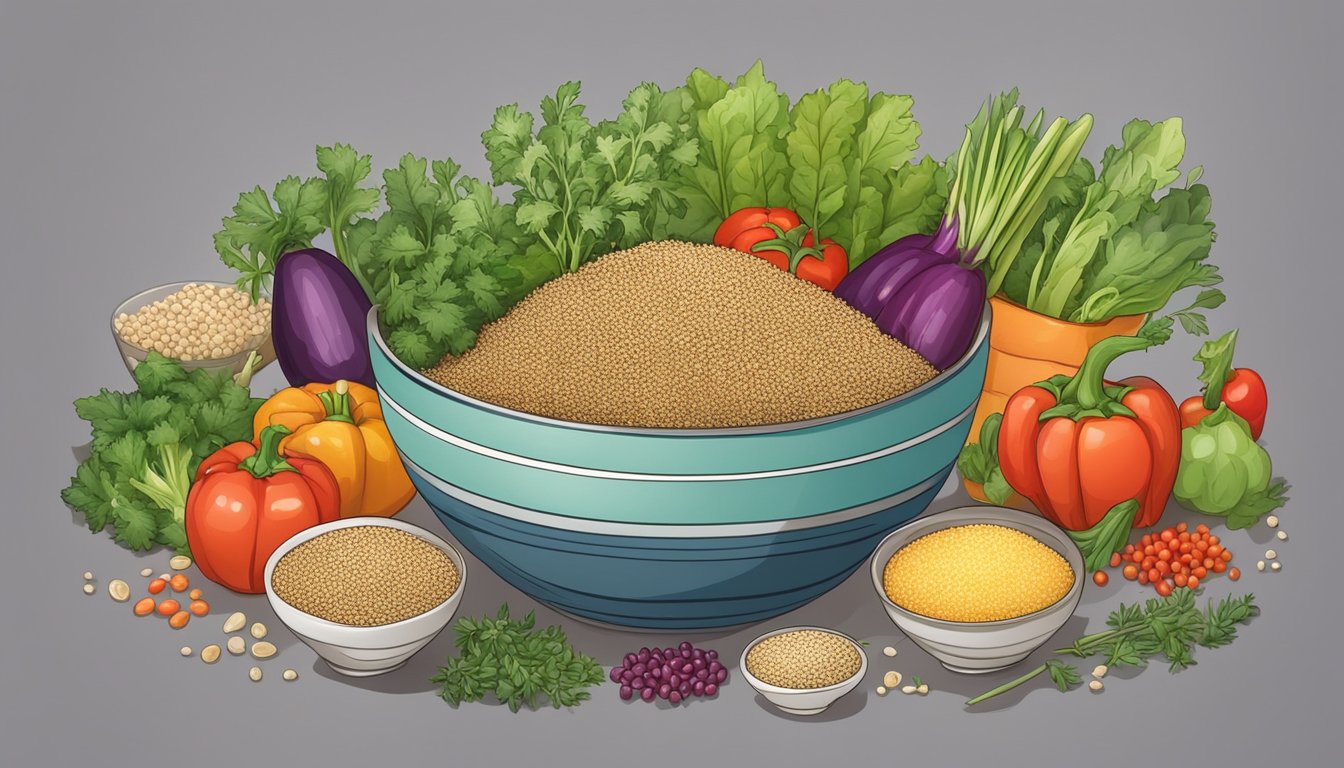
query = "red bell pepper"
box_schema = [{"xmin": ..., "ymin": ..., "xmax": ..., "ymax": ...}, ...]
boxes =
[
  {"xmin": 1177, "ymin": 329, "xmax": 1267, "ymax": 440},
  {"xmin": 185, "ymin": 425, "xmax": 341, "ymax": 593},
  {"xmin": 998, "ymin": 334, "xmax": 1181, "ymax": 532},
  {"xmin": 713, "ymin": 207, "xmax": 849, "ymax": 291}
]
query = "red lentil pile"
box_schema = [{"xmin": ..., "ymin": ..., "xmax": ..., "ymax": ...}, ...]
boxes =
[{"xmin": 1113, "ymin": 522, "xmax": 1239, "ymax": 596}]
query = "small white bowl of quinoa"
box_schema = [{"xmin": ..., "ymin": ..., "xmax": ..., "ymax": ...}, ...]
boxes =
[
  {"xmin": 869, "ymin": 506, "xmax": 1083, "ymax": 674},
  {"xmin": 111, "ymin": 280, "xmax": 276, "ymax": 379},
  {"xmin": 264, "ymin": 517, "xmax": 467, "ymax": 677},
  {"xmin": 739, "ymin": 626, "xmax": 868, "ymax": 716}
]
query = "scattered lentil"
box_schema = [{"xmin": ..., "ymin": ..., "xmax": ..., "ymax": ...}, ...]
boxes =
[
  {"xmin": 82, "ymin": 583, "xmax": 95, "ymax": 595},
  {"xmin": 876, "ymin": 686, "xmax": 887, "ymax": 696},
  {"xmin": 1089, "ymin": 680, "xmax": 1104, "ymax": 692},
  {"xmin": 916, "ymin": 684, "xmax": 929, "ymax": 695},
  {"xmin": 83, "ymin": 571, "xmax": 94, "ymax": 581},
  {"xmin": 283, "ymin": 669, "xmax": 298, "ymax": 682},
  {"xmin": 271, "ymin": 526, "xmax": 459, "ymax": 627},
  {"xmin": 1266, "ymin": 515, "xmax": 1279, "ymax": 528},
  {"xmin": 883, "ymin": 671, "xmax": 902, "ymax": 688},
  {"xmin": 115, "ymin": 283, "xmax": 271, "ymax": 360},
  {"xmin": 148, "ymin": 578, "xmax": 167, "ymax": 595},
  {"xmin": 227, "ymin": 636, "xmax": 246, "ymax": 655},
  {"xmin": 1257, "ymin": 560, "xmax": 1266, "ymax": 572},
  {"xmin": 169, "ymin": 555, "xmax": 192, "ymax": 571},
  {"xmin": 188, "ymin": 588, "xmax": 203, "ymax": 601},
  {"xmin": 169, "ymin": 611, "xmax": 190, "ymax": 629},
  {"xmin": 1118, "ymin": 522, "xmax": 1232, "ymax": 595},
  {"xmin": 140, "ymin": 568, "xmax": 154, "ymax": 577},
  {"xmin": 156, "ymin": 599, "xmax": 180, "ymax": 616},
  {"xmin": 883, "ymin": 524, "xmax": 1074, "ymax": 622},
  {"xmin": 251, "ymin": 641, "xmax": 277, "ymax": 660},
  {"xmin": 180, "ymin": 646, "xmax": 192, "ymax": 657},
  {"xmin": 107, "ymin": 579, "xmax": 130, "ymax": 602},
  {"xmin": 882, "ymin": 646, "xmax": 897, "ymax": 657},
  {"xmin": 248, "ymin": 666, "xmax": 263, "ymax": 682},
  {"xmin": 169, "ymin": 574, "xmax": 189, "ymax": 593},
  {"xmin": 250, "ymin": 622, "xmax": 267, "ymax": 640},
  {"xmin": 189, "ymin": 600, "xmax": 210, "ymax": 617},
  {"xmin": 1276, "ymin": 531, "xmax": 1288, "ymax": 541},
  {"xmin": 223, "ymin": 612, "xmax": 246, "ymax": 633},
  {"xmin": 425, "ymin": 242, "xmax": 938, "ymax": 429},
  {"xmin": 200, "ymin": 645, "xmax": 221, "ymax": 664},
  {"xmin": 901, "ymin": 685, "xmax": 917, "ymax": 694},
  {"xmin": 1265, "ymin": 549, "xmax": 1277, "ymax": 560},
  {"xmin": 1271, "ymin": 562, "xmax": 1282, "ymax": 572},
  {"xmin": 133, "ymin": 597, "xmax": 155, "ymax": 616},
  {"xmin": 1092, "ymin": 665, "xmax": 1108, "ymax": 678},
  {"xmin": 745, "ymin": 629, "xmax": 861, "ymax": 689}
]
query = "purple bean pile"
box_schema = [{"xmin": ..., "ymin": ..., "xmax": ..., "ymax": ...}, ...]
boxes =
[{"xmin": 611, "ymin": 642, "xmax": 727, "ymax": 704}]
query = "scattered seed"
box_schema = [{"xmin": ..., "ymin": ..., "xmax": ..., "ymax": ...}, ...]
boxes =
[
  {"xmin": 158, "ymin": 573, "xmax": 170, "ymax": 581},
  {"xmin": 140, "ymin": 567, "xmax": 154, "ymax": 577},
  {"xmin": 1266, "ymin": 515, "xmax": 1279, "ymax": 528},
  {"xmin": 180, "ymin": 646, "xmax": 192, "ymax": 657},
  {"xmin": 1089, "ymin": 680, "xmax": 1104, "ymax": 692},
  {"xmin": 169, "ymin": 574, "xmax": 190, "ymax": 592},
  {"xmin": 133, "ymin": 597, "xmax": 155, "ymax": 616},
  {"xmin": 1271, "ymin": 562, "xmax": 1282, "ymax": 571},
  {"xmin": 1276, "ymin": 531, "xmax": 1288, "ymax": 541},
  {"xmin": 169, "ymin": 555, "xmax": 192, "ymax": 571},
  {"xmin": 1229, "ymin": 567, "xmax": 1241, "ymax": 581},
  {"xmin": 188, "ymin": 588, "xmax": 203, "ymax": 601},
  {"xmin": 883, "ymin": 671, "xmax": 902, "ymax": 688},
  {"xmin": 876, "ymin": 686, "xmax": 888, "ymax": 696},
  {"xmin": 156, "ymin": 599, "xmax": 180, "ymax": 616},
  {"xmin": 283, "ymin": 669, "xmax": 298, "ymax": 682},
  {"xmin": 200, "ymin": 645, "xmax": 221, "ymax": 664},
  {"xmin": 251, "ymin": 641, "xmax": 277, "ymax": 660},
  {"xmin": 882, "ymin": 646, "xmax": 897, "ymax": 657},
  {"xmin": 82, "ymin": 583, "xmax": 95, "ymax": 595},
  {"xmin": 916, "ymin": 684, "xmax": 929, "ymax": 695},
  {"xmin": 1265, "ymin": 549, "xmax": 1277, "ymax": 560},
  {"xmin": 189, "ymin": 600, "xmax": 209, "ymax": 617},
  {"xmin": 148, "ymin": 578, "xmax": 167, "ymax": 595},
  {"xmin": 82, "ymin": 571, "xmax": 93, "ymax": 581},
  {"xmin": 227, "ymin": 636, "xmax": 246, "ymax": 655},
  {"xmin": 223, "ymin": 612, "xmax": 246, "ymax": 633},
  {"xmin": 901, "ymin": 685, "xmax": 917, "ymax": 694},
  {"xmin": 107, "ymin": 579, "xmax": 130, "ymax": 602},
  {"xmin": 248, "ymin": 666, "xmax": 263, "ymax": 682},
  {"xmin": 250, "ymin": 622, "xmax": 267, "ymax": 640},
  {"xmin": 1092, "ymin": 665, "xmax": 1108, "ymax": 678},
  {"xmin": 169, "ymin": 611, "xmax": 190, "ymax": 629}
]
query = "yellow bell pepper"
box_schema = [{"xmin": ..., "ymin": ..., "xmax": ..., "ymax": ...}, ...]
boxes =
[{"xmin": 251, "ymin": 380, "xmax": 415, "ymax": 519}]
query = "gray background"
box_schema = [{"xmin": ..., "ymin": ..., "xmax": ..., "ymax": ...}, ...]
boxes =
[{"xmin": 2, "ymin": 0, "xmax": 1341, "ymax": 765}]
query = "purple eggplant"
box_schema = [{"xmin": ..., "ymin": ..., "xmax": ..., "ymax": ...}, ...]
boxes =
[
  {"xmin": 271, "ymin": 248, "xmax": 375, "ymax": 387},
  {"xmin": 834, "ymin": 229, "xmax": 955, "ymax": 316},
  {"xmin": 875, "ymin": 262, "xmax": 987, "ymax": 370}
]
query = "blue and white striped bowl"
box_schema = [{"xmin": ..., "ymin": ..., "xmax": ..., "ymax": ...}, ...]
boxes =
[{"xmin": 369, "ymin": 308, "xmax": 990, "ymax": 630}]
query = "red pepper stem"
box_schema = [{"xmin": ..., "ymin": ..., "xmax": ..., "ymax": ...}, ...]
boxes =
[
  {"xmin": 238, "ymin": 425, "xmax": 299, "ymax": 479},
  {"xmin": 1057, "ymin": 334, "xmax": 1155, "ymax": 411},
  {"xmin": 316, "ymin": 380, "xmax": 356, "ymax": 424}
]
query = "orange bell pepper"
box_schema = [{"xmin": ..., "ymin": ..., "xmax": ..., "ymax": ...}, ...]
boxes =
[
  {"xmin": 252, "ymin": 380, "xmax": 415, "ymax": 519},
  {"xmin": 998, "ymin": 334, "xmax": 1181, "ymax": 532}
]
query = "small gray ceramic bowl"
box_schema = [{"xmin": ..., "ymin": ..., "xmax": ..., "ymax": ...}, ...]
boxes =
[
  {"xmin": 739, "ymin": 626, "xmax": 868, "ymax": 715},
  {"xmin": 870, "ymin": 506, "xmax": 1083, "ymax": 674},
  {"xmin": 111, "ymin": 281, "xmax": 275, "ymax": 380}
]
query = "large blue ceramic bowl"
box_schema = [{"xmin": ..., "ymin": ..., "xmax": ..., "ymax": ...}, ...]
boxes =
[{"xmin": 369, "ymin": 308, "xmax": 989, "ymax": 629}]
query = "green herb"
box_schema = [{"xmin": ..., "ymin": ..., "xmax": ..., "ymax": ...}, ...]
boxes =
[
  {"xmin": 1194, "ymin": 329, "xmax": 1239, "ymax": 411},
  {"xmin": 430, "ymin": 604, "xmax": 604, "ymax": 712},
  {"xmin": 60, "ymin": 353, "xmax": 263, "ymax": 553},
  {"xmin": 1006, "ymin": 120, "xmax": 1222, "ymax": 329},
  {"xmin": 1067, "ymin": 499, "xmax": 1139, "ymax": 572},
  {"xmin": 215, "ymin": 144, "xmax": 381, "ymax": 300},
  {"xmin": 1137, "ymin": 288, "xmax": 1226, "ymax": 342},
  {"xmin": 956, "ymin": 412, "xmax": 1016, "ymax": 504},
  {"xmin": 966, "ymin": 589, "xmax": 1257, "ymax": 706}
]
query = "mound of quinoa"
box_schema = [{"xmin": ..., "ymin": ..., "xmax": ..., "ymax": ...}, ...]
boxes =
[{"xmin": 424, "ymin": 242, "xmax": 938, "ymax": 429}]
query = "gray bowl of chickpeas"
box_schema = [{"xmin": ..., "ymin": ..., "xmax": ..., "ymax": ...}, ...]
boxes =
[{"xmin": 111, "ymin": 281, "xmax": 276, "ymax": 379}]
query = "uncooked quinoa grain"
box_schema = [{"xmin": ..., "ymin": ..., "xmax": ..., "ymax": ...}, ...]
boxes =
[
  {"xmin": 746, "ymin": 629, "xmax": 861, "ymax": 689},
  {"xmin": 425, "ymin": 242, "xmax": 938, "ymax": 428},
  {"xmin": 271, "ymin": 526, "xmax": 459, "ymax": 627},
  {"xmin": 884, "ymin": 524, "xmax": 1074, "ymax": 622},
  {"xmin": 115, "ymin": 283, "xmax": 270, "ymax": 360}
]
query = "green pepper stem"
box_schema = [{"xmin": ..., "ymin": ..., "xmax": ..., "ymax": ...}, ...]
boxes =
[
  {"xmin": 315, "ymin": 380, "xmax": 355, "ymax": 424},
  {"xmin": 239, "ymin": 425, "xmax": 298, "ymax": 478},
  {"xmin": 1056, "ymin": 334, "xmax": 1155, "ymax": 411}
]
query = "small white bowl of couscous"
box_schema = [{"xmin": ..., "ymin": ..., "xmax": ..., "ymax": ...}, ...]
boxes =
[
  {"xmin": 264, "ymin": 517, "xmax": 467, "ymax": 677},
  {"xmin": 111, "ymin": 281, "xmax": 276, "ymax": 379},
  {"xmin": 739, "ymin": 626, "xmax": 868, "ymax": 716},
  {"xmin": 870, "ymin": 506, "xmax": 1084, "ymax": 674}
]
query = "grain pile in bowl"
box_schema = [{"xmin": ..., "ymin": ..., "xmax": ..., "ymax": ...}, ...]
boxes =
[
  {"xmin": 424, "ymin": 242, "xmax": 939, "ymax": 428},
  {"xmin": 271, "ymin": 526, "xmax": 459, "ymax": 626},
  {"xmin": 746, "ymin": 629, "xmax": 862, "ymax": 689},
  {"xmin": 883, "ymin": 524, "xmax": 1074, "ymax": 622},
  {"xmin": 116, "ymin": 283, "xmax": 271, "ymax": 360}
]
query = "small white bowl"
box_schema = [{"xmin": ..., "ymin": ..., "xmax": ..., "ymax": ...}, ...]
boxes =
[
  {"xmin": 111, "ymin": 280, "xmax": 276, "ymax": 380},
  {"xmin": 870, "ymin": 506, "xmax": 1083, "ymax": 674},
  {"xmin": 264, "ymin": 517, "xmax": 467, "ymax": 677},
  {"xmin": 738, "ymin": 626, "xmax": 868, "ymax": 716}
]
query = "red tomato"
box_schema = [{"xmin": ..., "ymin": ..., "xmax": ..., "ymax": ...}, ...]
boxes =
[{"xmin": 713, "ymin": 207, "xmax": 849, "ymax": 291}]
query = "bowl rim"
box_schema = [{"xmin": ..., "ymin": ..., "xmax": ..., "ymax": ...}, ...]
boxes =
[
  {"xmin": 869, "ymin": 506, "xmax": 1084, "ymax": 628},
  {"xmin": 367, "ymin": 304, "xmax": 991, "ymax": 437},
  {"xmin": 738, "ymin": 625, "xmax": 869, "ymax": 695},
  {"xmin": 263, "ymin": 516, "xmax": 468, "ymax": 633},
  {"xmin": 111, "ymin": 279, "xmax": 271, "ymax": 362}
]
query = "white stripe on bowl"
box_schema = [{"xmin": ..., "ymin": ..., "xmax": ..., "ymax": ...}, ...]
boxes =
[
  {"xmin": 401, "ymin": 454, "xmax": 946, "ymax": 538},
  {"xmin": 380, "ymin": 391, "xmax": 974, "ymax": 482}
]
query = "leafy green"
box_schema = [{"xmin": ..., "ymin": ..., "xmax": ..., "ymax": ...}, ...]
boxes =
[
  {"xmin": 1194, "ymin": 329, "xmax": 1238, "ymax": 411},
  {"xmin": 969, "ymin": 589, "xmax": 1258, "ymax": 705},
  {"xmin": 956, "ymin": 412, "xmax": 1016, "ymax": 505},
  {"xmin": 1007, "ymin": 119, "xmax": 1222, "ymax": 329},
  {"xmin": 1067, "ymin": 499, "xmax": 1139, "ymax": 572},
  {"xmin": 430, "ymin": 604, "xmax": 604, "ymax": 712},
  {"xmin": 61, "ymin": 353, "xmax": 263, "ymax": 554},
  {"xmin": 1174, "ymin": 404, "xmax": 1288, "ymax": 528}
]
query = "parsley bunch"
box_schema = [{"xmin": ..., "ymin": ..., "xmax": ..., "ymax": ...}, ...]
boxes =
[
  {"xmin": 966, "ymin": 588, "xmax": 1258, "ymax": 706},
  {"xmin": 61, "ymin": 353, "xmax": 263, "ymax": 553},
  {"xmin": 430, "ymin": 604, "xmax": 604, "ymax": 712}
]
